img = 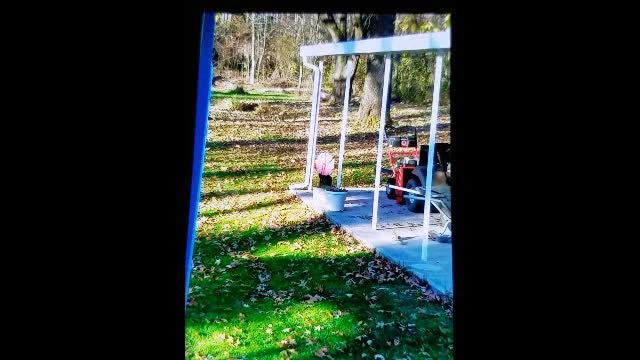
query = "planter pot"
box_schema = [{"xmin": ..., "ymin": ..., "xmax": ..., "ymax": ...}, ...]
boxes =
[
  {"xmin": 324, "ymin": 190, "xmax": 348, "ymax": 212},
  {"xmin": 312, "ymin": 187, "xmax": 327, "ymax": 208}
]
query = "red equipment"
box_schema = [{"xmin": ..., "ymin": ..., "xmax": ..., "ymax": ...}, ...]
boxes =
[{"xmin": 382, "ymin": 128, "xmax": 419, "ymax": 204}]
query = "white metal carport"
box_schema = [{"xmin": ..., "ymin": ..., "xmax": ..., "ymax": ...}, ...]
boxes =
[{"xmin": 289, "ymin": 30, "xmax": 451, "ymax": 261}]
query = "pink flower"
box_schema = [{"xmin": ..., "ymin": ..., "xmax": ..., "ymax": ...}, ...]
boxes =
[{"xmin": 315, "ymin": 153, "xmax": 334, "ymax": 176}]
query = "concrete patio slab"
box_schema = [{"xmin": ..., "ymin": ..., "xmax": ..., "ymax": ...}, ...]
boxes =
[{"xmin": 290, "ymin": 187, "xmax": 453, "ymax": 294}]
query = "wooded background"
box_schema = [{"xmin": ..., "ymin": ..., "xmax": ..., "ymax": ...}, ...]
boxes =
[{"xmin": 213, "ymin": 13, "xmax": 450, "ymax": 123}]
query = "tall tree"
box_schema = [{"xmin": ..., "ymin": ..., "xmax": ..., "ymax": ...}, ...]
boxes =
[
  {"xmin": 319, "ymin": 14, "xmax": 363, "ymax": 104},
  {"xmin": 256, "ymin": 14, "xmax": 268, "ymax": 82},
  {"xmin": 250, "ymin": 13, "xmax": 255, "ymax": 84},
  {"xmin": 357, "ymin": 15, "xmax": 396, "ymax": 125},
  {"xmin": 319, "ymin": 14, "xmax": 347, "ymax": 104}
]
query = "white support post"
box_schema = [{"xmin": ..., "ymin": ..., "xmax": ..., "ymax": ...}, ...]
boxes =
[
  {"xmin": 421, "ymin": 52, "xmax": 444, "ymax": 261},
  {"xmin": 372, "ymin": 54, "xmax": 392, "ymax": 230},
  {"xmin": 301, "ymin": 59, "xmax": 320, "ymax": 188},
  {"xmin": 336, "ymin": 60, "xmax": 354, "ymax": 188},
  {"xmin": 308, "ymin": 61, "xmax": 324, "ymax": 191}
]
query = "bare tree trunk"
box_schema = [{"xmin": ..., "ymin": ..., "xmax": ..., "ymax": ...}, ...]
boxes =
[
  {"xmin": 347, "ymin": 15, "xmax": 363, "ymax": 103},
  {"xmin": 357, "ymin": 55, "xmax": 384, "ymax": 120},
  {"xmin": 320, "ymin": 14, "xmax": 346, "ymax": 104},
  {"xmin": 301, "ymin": 14, "xmax": 306, "ymax": 44},
  {"xmin": 331, "ymin": 14, "xmax": 347, "ymax": 104},
  {"xmin": 314, "ymin": 14, "xmax": 319, "ymax": 43},
  {"xmin": 250, "ymin": 13, "xmax": 255, "ymax": 85},
  {"xmin": 256, "ymin": 15, "xmax": 267, "ymax": 82},
  {"xmin": 244, "ymin": 47, "xmax": 250, "ymax": 84},
  {"xmin": 319, "ymin": 14, "xmax": 363, "ymax": 105},
  {"xmin": 295, "ymin": 14, "xmax": 300, "ymax": 44},
  {"xmin": 357, "ymin": 15, "xmax": 395, "ymax": 126},
  {"xmin": 298, "ymin": 63, "xmax": 303, "ymax": 94},
  {"xmin": 331, "ymin": 56, "xmax": 347, "ymax": 103},
  {"xmin": 347, "ymin": 57, "xmax": 359, "ymax": 102}
]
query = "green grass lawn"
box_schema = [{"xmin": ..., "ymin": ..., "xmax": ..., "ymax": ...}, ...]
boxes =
[
  {"xmin": 212, "ymin": 89, "xmax": 303, "ymax": 102},
  {"xmin": 187, "ymin": 97, "xmax": 453, "ymax": 360}
]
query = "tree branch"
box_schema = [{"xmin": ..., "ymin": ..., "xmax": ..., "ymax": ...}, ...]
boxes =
[
  {"xmin": 319, "ymin": 13, "xmax": 343, "ymax": 42},
  {"xmin": 352, "ymin": 14, "xmax": 363, "ymax": 40},
  {"xmin": 347, "ymin": 15, "xmax": 363, "ymax": 78}
]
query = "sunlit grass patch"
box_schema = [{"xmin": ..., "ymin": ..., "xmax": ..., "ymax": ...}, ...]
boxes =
[{"xmin": 187, "ymin": 97, "xmax": 453, "ymax": 360}]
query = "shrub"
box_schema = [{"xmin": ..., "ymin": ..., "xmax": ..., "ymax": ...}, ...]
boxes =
[
  {"xmin": 228, "ymin": 86, "xmax": 248, "ymax": 95},
  {"xmin": 230, "ymin": 99, "xmax": 258, "ymax": 111}
]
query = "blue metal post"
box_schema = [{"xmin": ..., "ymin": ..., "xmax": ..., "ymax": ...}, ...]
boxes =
[{"xmin": 185, "ymin": 12, "xmax": 215, "ymax": 307}]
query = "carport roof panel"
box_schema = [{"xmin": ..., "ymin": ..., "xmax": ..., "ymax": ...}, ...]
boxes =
[{"xmin": 300, "ymin": 31, "xmax": 450, "ymax": 57}]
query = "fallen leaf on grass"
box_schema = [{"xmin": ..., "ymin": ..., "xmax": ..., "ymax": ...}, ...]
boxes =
[
  {"xmin": 280, "ymin": 348, "xmax": 297, "ymax": 359},
  {"xmin": 303, "ymin": 294, "xmax": 325, "ymax": 304},
  {"xmin": 258, "ymin": 272, "xmax": 271, "ymax": 283},
  {"xmin": 315, "ymin": 346, "xmax": 329, "ymax": 357},
  {"xmin": 332, "ymin": 310, "xmax": 348, "ymax": 318},
  {"xmin": 277, "ymin": 338, "xmax": 297, "ymax": 348}
]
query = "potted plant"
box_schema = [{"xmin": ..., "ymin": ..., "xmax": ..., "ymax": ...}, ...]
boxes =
[
  {"xmin": 323, "ymin": 185, "xmax": 348, "ymax": 212},
  {"xmin": 313, "ymin": 153, "xmax": 348, "ymax": 211}
]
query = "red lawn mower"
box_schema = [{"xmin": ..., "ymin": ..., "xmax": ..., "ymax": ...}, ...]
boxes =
[{"xmin": 382, "ymin": 127, "xmax": 451, "ymax": 213}]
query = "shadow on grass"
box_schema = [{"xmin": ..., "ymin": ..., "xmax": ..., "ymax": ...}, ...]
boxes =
[
  {"xmin": 190, "ymin": 216, "xmax": 448, "ymax": 313},
  {"xmin": 187, "ymin": 218, "xmax": 452, "ymax": 359},
  {"xmin": 200, "ymin": 195, "xmax": 297, "ymax": 217},
  {"xmin": 199, "ymin": 188, "xmax": 266, "ymax": 200},
  {"xmin": 394, "ymin": 123, "xmax": 450, "ymax": 133},
  {"xmin": 393, "ymin": 112, "xmax": 451, "ymax": 122},
  {"xmin": 202, "ymin": 161, "xmax": 375, "ymax": 179},
  {"xmin": 206, "ymin": 131, "xmax": 380, "ymax": 150},
  {"xmin": 212, "ymin": 90, "xmax": 301, "ymax": 102},
  {"xmin": 202, "ymin": 165, "xmax": 283, "ymax": 179}
]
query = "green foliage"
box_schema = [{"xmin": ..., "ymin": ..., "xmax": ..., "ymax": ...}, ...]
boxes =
[
  {"xmin": 396, "ymin": 15, "xmax": 437, "ymax": 33},
  {"xmin": 229, "ymin": 86, "xmax": 248, "ymax": 95},
  {"xmin": 321, "ymin": 59, "xmax": 334, "ymax": 90},
  {"xmin": 212, "ymin": 90, "xmax": 300, "ymax": 102},
  {"xmin": 392, "ymin": 14, "xmax": 451, "ymax": 105},
  {"xmin": 358, "ymin": 114, "xmax": 395, "ymax": 131},
  {"xmin": 353, "ymin": 57, "xmax": 367, "ymax": 95},
  {"xmin": 213, "ymin": 12, "xmax": 451, "ymax": 104},
  {"xmin": 362, "ymin": 115, "xmax": 379, "ymax": 130},
  {"xmin": 392, "ymin": 53, "xmax": 450, "ymax": 105}
]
